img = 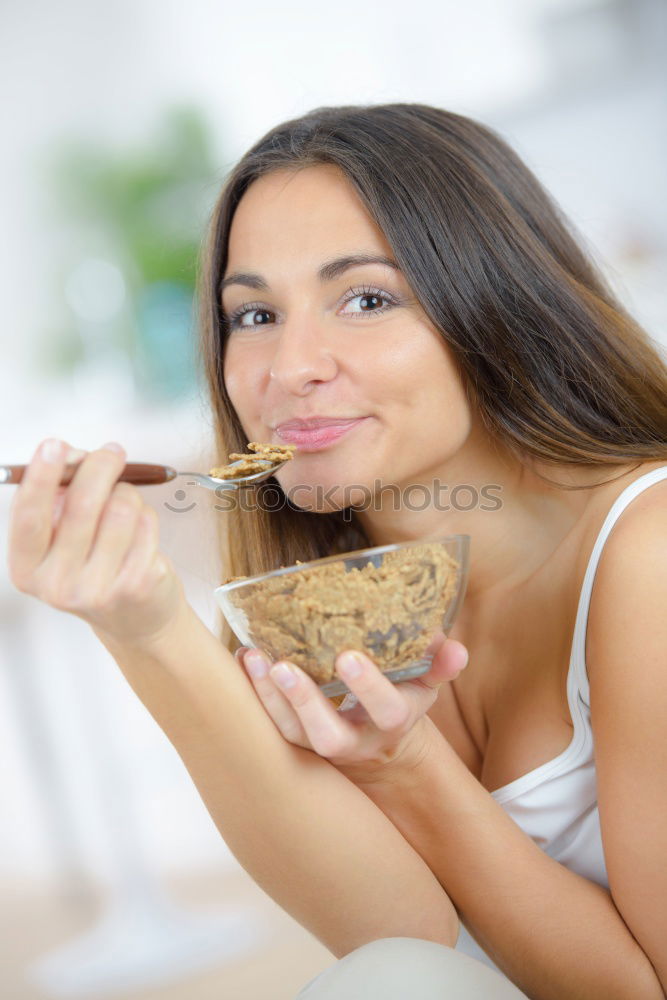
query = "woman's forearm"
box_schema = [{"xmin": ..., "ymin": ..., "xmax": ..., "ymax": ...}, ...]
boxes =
[
  {"xmin": 356, "ymin": 722, "xmax": 663, "ymax": 1000},
  {"xmin": 93, "ymin": 604, "xmax": 459, "ymax": 957}
]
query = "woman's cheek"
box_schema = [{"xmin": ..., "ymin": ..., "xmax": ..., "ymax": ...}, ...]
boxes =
[{"xmin": 223, "ymin": 353, "xmax": 251, "ymax": 412}]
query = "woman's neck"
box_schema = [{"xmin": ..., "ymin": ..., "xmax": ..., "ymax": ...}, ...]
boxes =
[{"xmin": 353, "ymin": 426, "xmax": 633, "ymax": 604}]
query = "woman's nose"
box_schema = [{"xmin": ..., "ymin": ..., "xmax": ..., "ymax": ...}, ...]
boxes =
[{"xmin": 268, "ymin": 317, "xmax": 338, "ymax": 393}]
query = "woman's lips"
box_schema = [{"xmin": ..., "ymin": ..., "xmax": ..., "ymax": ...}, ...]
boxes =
[{"xmin": 275, "ymin": 418, "xmax": 367, "ymax": 451}]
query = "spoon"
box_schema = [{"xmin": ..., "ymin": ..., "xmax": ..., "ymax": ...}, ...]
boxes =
[{"xmin": 0, "ymin": 458, "xmax": 290, "ymax": 490}]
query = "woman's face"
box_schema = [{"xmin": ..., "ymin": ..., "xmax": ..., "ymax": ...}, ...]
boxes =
[{"xmin": 221, "ymin": 164, "xmax": 472, "ymax": 512}]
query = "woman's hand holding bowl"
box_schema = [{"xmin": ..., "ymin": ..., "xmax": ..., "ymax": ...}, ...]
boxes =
[{"xmin": 236, "ymin": 631, "xmax": 469, "ymax": 783}]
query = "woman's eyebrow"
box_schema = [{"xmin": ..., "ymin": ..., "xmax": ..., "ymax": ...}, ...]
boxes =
[{"xmin": 219, "ymin": 253, "xmax": 399, "ymax": 294}]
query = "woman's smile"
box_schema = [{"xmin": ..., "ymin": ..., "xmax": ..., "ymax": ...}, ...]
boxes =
[{"xmin": 274, "ymin": 416, "xmax": 369, "ymax": 451}]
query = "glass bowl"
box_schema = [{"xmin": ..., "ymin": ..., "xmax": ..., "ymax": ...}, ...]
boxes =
[{"xmin": 214, "ymin": 535, "xmax": 470, "ymax": 698}]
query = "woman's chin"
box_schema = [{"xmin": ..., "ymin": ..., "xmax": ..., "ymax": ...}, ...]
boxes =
[{"xmin": 277, "ymin": 477, "xmax": 374, "ymax": 515}]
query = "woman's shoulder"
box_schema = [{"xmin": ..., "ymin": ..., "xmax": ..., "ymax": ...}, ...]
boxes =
[
  {"xmin": 599, "ymin": 458, "xmax": 667, "ymax": 540},
  {"xmin": 586, "ymin": 458, "xmax": 667, "ymax": 657},
  {"xmin": 568, "ymin": 459, "xmax": 667, "ymax": 594},
  {"xmin": 584, "ymin": 458, "xmax": 667, "ymax": 542}
]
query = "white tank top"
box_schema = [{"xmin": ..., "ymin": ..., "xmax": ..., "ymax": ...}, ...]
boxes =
[{"xmin": 455, "ymin": 465, "xmax": 667, "ymax": 972}]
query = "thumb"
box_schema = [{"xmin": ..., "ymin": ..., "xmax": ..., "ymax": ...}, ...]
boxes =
[{"xmin": 426, "ymin": 638, "xmax": 469, "ymax": 685}]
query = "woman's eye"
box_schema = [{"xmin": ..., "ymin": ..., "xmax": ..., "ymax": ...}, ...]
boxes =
[
  {"xmin": 342, "ymin": 289, "xmax": 394, "ymax": 317},
  {"xmin": 230, "ymin": 307, "xmax": 275, "ymax": 329}
]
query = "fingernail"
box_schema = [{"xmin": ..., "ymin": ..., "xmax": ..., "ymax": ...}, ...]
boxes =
[
  {"xmin": 101, "ymin": 442, "xmax": 125, "ymax": 455},
  {"xmin": 337, "ymin": 651, "xmax": 364, "ymax": 679},
  {"xmin": 234, "ymin": 645, "xmax": 250, "ymax": 665},
  {"xmin": 270, "ymin": 662, "xmax": 298, "ymax": 690},
  {"xmin": 40, "ymin": 439, "xmax": 64, "ymax": 463},
  {"xmin": 66, "ymin": 447, "xmax": 88, "ymax": 463},
  {"xmin": 245, "ymin": 651, "xmax": 269, "ymax": 679}
]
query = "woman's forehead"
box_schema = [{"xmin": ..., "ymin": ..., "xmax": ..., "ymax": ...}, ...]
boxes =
[{"xmin": 227, "ymin": 165, "xmax": 389, "ymax": 262}]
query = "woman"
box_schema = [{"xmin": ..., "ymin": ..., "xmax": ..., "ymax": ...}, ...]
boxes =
[{"xmin": 7, "ymin": 104, "xmax": 667, "ymax": 999}]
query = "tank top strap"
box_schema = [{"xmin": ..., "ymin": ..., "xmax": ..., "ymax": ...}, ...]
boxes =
[{"xmin": 570, "ymin": 466, "xmax": 667, "ymax": 708}]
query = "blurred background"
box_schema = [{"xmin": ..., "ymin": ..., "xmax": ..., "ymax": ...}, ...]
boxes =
[{"xmin": 0, "ymin": 0, "xmax": 665, "ymax": 997}]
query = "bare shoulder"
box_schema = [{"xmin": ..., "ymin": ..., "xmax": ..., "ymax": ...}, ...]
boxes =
[
  {"xmin": 608, "ymin": 466, "xmax": 666, "ymax": 537},
  {"xmin": 609, "ymin": 460, "xmax": 667, "ymax": 521},
  {"xmin": 587, "ymin": 464, "xmax": 667, "ymax": 663},
  {"xmin": 587, "ymin": 460, "xmax": 667, "ymax": 559}
]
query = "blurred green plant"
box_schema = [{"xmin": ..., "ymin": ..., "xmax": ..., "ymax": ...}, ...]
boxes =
[{"xmin": 40, "ymin": 106, "xmax": 221, "ymax": 401}]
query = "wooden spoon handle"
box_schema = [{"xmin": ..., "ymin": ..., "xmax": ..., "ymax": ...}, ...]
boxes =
[{"xmin": 0, "ymin": 462, "xmax": 179, "ymax": 486}]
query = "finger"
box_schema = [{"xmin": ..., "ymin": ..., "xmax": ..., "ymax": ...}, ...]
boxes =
[
  {"xmin": 8, "ymin": 439, "xmax": 84, "ymax": 586},
  {"xmin": 52, "ymin": 488, "xmax": 67, "ymax": 531},
  {"xmin": 234, "ymin": 646, "xmax": 250, "ymax": 665},
  {"xmin": 47, "ymin": 443, "xmax": 127, "ymax": 569},
  {"xmin": 425, "ymin": 639, "xmax": 469, "ymax": 686},
  {"xmin": 78, "ymin": 482, "xmax": 144, "ymax": 597},
  {"xmin": 111, "ymin": 506, "xmax": 162, "ymax": 591},
  {"xmin": 269, "ymin": 660, "xmax": 359, "ymax": 758},
  {"xmin": 52, "ymin": 445, "xmax": 89, "ymax": 531},
  {"xmin": 334, "ymin": 650, "xmax": 414, "ymax": 733},
  {"xmin": 242, "ymin": 650, "xmax": 310, "ymax": 747}
]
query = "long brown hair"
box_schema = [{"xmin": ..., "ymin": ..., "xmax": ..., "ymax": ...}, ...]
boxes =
[{"xmin": 195, "ymin": 103, "xmax": 667, "ymax": 644}]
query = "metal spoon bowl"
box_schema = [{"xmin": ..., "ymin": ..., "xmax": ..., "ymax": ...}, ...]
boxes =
[{"xmin": 179, "ymin": 459, "xmax": 290, "ymax": 491}]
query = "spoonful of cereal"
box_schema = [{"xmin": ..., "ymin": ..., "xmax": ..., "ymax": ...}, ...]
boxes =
[{"xmin": 0, "ymin": 442, "xmax": 297, "ymax": 490}]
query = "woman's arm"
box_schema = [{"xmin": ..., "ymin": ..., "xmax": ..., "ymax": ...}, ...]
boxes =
[
  {"xmin": 93, "ymin": 603, "xmax": 460, "ymax": 958},
  {"xmin": 6, "ymin": 439, "xmax": 458, "ymax": 958},
  {"xmin": 585, "ymin": 494, "xmax": 667, "ymax": 992}
]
